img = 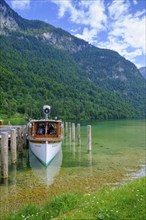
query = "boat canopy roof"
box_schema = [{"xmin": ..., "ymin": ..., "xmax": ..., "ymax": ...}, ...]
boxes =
[{"xmin": 30, "ymin": 119, "xmax": 62, "ymax": 123}]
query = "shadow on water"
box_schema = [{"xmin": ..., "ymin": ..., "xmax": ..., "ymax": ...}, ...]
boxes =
[
  {"xmin": 62, "ymin": 145, "xmax": 95, "ymax": 168},
  {"xmin": 62, "ymin": 132, "xmax": 95, "ymax": 168}
]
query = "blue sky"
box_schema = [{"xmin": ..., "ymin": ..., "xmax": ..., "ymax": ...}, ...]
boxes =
[{"xmin": 6, "ymin": 0, "xmax": 146, "ymax": 68}]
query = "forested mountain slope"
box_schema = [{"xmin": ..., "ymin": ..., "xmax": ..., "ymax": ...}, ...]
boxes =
[{"xmin": 0, "ymin": 0, "xmax": 145, "ymax": 120}]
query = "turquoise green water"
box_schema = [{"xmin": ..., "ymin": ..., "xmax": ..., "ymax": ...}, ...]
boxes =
[{"xmin": 0, "ymin": 120, "xmax": 145, "ymax": 217}]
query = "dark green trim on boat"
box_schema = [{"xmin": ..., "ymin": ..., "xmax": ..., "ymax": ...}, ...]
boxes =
[{"xmin": 30, "ymin": 148, "xmax": 60, "ymax": 167}]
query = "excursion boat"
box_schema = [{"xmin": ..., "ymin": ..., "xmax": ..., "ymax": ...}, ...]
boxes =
[{"xmin": 27, "ymin": 105, "xmax": 63, "ymax": 166}]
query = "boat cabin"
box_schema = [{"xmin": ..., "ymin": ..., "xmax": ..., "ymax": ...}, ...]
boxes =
[{"xmin": 29, "ymin": 120, "xmax": 63, "ymax": 139}]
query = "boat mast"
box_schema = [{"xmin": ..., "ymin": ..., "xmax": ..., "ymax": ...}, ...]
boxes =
[{"xmin": 43, "ymin": 105, "xmax": 51, "ymax": 120}]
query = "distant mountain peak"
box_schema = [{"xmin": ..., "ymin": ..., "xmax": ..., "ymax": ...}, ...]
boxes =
[
  {"xmin": 0, "ymin": 0, "xmax": 90, "ymax": 53},
  {"xmin": 0, "ymin": 0, "xmax": 20, "ymax": 34}
]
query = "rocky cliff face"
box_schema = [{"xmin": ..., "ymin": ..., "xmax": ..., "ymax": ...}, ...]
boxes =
[{"xmin": 0, "ymin": 0, "xmax": 19, "ymax": 34}]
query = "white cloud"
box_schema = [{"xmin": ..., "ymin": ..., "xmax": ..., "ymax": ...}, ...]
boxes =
[
  {"xmin": 98, "ymin": 0, "xmax": 146, "ymax": 65},
  {"xmin": 121, "ymin": 17, "xmax": 145, "ymax": 53},
  {"xmin": 51, "ymin": 0, "xmax": 106, "ymax": 29},
  {"xmin": 108, "ymin": 0, "xmax": 130, "ymax": 20},
  {"xmin": 10, "ymin": 0, "xmax": 30, "ymax": 10},
  {"xmin": 51, "ymin": 0, "xmax": 146, "ymax": 66},
  {"xmin": 107, "ymin": 15, "xmax": 146, "ymax": 53},
  {"xmin": 99, "ymin": 36, "xmax": 142, "ymax": 62},
  {"xmin": 75, "ymin": 27, "xmax": 98, "ymax": 44},
  {"xmin": 76, "ymin": 0, "xmax": 107, "ymax": 29},
  {"xmin": 50, "ymin": 0, "xmax": 107, "ymax": 45},
  {"xmin": 50, "ymin": 0, "xmax": 74, "ymax": 18},
  {"xmin": 133, "ymin": 0, "xmax": 138, "ymax": 5},
  {"xmin": 135, "ymin": 9, "xmax": 146, "ymax": 17}
]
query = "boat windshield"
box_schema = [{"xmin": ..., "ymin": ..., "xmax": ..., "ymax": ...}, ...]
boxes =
[
  {"xmin": 36, "ymin": 122, "xmax": 57, "ymax": 136},
  {"xmin": 36, "ymin": 123, "xmax": 46, "ymax": 135},
  {"xmin": 47, "ymin": 123, "xmax": 57, "ymax": 135}
]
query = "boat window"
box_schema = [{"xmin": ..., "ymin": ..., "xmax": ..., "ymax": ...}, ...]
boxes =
[
  {"xmin": 36, "ymin": 123, "xmax": 45, "ymax": 135},
  {"xmin": 48, "ymin": 123, "xmax": 57, "ymax": 135}
]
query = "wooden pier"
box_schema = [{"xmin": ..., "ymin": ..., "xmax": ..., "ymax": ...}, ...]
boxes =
[
  {"xmin": 0, "ymin": 122, "xmax": 92, "ymax": 179},
  {"xmin": 64, "ymin": 122, "xmax": 92, "ymax": 149},
  {"xmin": 0, "ymin": 125, "xmax": 28, "ymax": 179},
  {"xmin": 0, "ymin": 125, "xmax": 23, "ymax": 139}
]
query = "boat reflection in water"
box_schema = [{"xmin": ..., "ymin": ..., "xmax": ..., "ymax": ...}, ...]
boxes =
[{"xmin": 29, "ymin": 148, "xmax": 63, "ymax": 185}]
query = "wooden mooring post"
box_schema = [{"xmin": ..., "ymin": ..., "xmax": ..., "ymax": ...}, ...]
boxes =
[
  {"xmin": 77, "ymin": 123, "xmax": 81, "ymax": 145},
  {"xmin": 87, "ymin": 125, "xmax": 92, "ymax": 152},
  {"xmin": 65, "ymin": 122, "xmax": 68, "ymax": 138},
  {"xmin": 0, "ymin": 125, "xmax": 28, "ymax": 179},
  {"xmin": 1, "ymin": 132, "xmax": 8, "ymax": 178},
  {"xmin": 17, "ymin": 127, "xmax": 23, "ymax": 151},
  {"xmin": 11, "ymin": 129, "xmax": 17, "ymax": 165},
  {"xmin": 71, "ymin": 123, "xmax": 75, "ymax": 143},
  {"xmin": 22, "ymin": 126, "xmax": 27, "ymax": 147},
  {"xmin": 68, "ymin": 122, "xmax": 71, "ymax": 141}
]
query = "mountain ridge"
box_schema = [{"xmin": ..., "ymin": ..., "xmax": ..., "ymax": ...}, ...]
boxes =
[
  {"xmin": 0, "ymin": 0, "xmax": 90, "ymax": 53},
  {"xmin": 0, "ymin": 0, "xmax": 145, "ymax": 120},
  {"xmin": 139, "ymin": 67, "xmax": 146, "ymax": 79}
]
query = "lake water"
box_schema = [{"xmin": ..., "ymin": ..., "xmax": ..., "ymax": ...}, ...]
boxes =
[{"xmin": 0, "ymin": 119, "xmax": 145, "ymax": 218}]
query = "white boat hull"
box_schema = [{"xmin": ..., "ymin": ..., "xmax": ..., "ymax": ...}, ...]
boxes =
[
  {"xmin": 29, "ymin": 148, "xmax": 62, "ymax": 185},
  {"xmin": 29, "ymin": 140, "xmax": 62, "ymax": 166}
]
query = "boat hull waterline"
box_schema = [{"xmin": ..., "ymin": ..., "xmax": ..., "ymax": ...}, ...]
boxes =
[
  {"xmin": 29, "ymin": 140, "xmax": 62, "ymax": 166},
  {"xmin": 29, "ymin": 148, "xmax": 63, "ymax": 185}
]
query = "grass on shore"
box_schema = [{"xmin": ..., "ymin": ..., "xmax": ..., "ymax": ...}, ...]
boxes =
[
  {"xmin": 4, "ymin": 177, "xmax": 146, "ymax": 220},
  {"xmin": 0, "ymin": 113, "xmax": 27, "ymax": 125}
]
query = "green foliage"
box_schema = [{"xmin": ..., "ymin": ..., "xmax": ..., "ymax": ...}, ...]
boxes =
[
  {"xmin": 1, "ymin": 113, "xmax": 27, "ymax": 125},
  {"xmin": 88, "ymin": 177, "xmax": 146, "ymax": 220},
  {"xmin": 4, "ymin": 193, "xmax": 81, "ymax": 220}
]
